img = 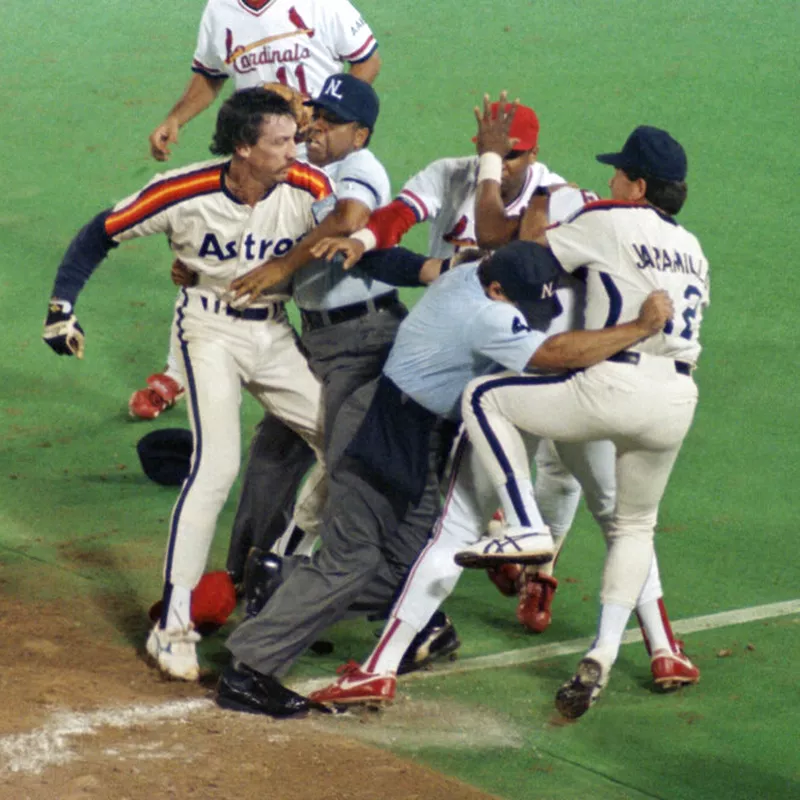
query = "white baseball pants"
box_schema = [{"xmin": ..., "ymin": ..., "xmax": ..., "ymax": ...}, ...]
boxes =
[
  {"xmin": 462, "ymin": 357, "xmax": 698, "ymax": 608},
  {"xmin": 165, "ymin": 289, "xmax": 324, "ymax": 591}
]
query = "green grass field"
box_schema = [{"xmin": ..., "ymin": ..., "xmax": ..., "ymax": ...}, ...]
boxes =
[{"xmin": 1, "ymin": 1, "xmax": 798, "ymax": 798}]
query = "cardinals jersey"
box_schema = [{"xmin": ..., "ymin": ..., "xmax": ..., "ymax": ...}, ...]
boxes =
[
  {"xmin": 398, "ymin": 156, "xmax": 565, "ymax": 258},
  {"xmin": 105, "ymin": 157, "xmax": 333, "ymax": 303},
  {"xmin": 192, "ymin": 0, "xmax": 378, "ymax": 96},
  {"xmin": 547, "ymin": 201, "xmax": 710, "ymax": 364}
]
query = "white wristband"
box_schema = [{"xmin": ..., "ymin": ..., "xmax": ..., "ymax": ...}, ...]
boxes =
[
  {"xmin": 477, "ymin": 152, "xmax": 503, "ymax": 184},
  {"xmin": 351, "ymin": 228, "xmax": 377, "ymax": 252}
]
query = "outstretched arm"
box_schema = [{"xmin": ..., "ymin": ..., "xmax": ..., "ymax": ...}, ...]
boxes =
[
  {"xmin": 528, "ymin": 291, "xmax": 675, "ymax": 371},
  {"xmin": 228, "ymin": 198, "xmax": 372, "ymax": 303}
]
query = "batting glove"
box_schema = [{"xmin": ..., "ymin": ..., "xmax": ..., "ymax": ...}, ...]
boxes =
[{"xmin": 43, "ymin": 298, "xmax": 85, "ymax": 358}]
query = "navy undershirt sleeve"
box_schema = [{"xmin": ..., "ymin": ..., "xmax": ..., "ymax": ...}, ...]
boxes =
[
  {"xmin": 355, "ymin": 247, "xmax": 428, "ymax": 287},
  {"xmin": 51, "ymin": 209, "xmax": 118, "ymax": 305}
]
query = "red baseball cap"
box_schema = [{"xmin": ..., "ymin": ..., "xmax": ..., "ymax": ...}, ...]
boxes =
[{"xmin": 473, "ymin": 102, "xmax": 540, "ymax": 151}]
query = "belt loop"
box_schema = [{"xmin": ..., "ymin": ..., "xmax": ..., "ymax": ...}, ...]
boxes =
[
  {"xmin": 365, "ymin": 296, "xmax": 377, "ymax": 314},
  {"xmin": 214, "ymin": 299, "xmax": 221, "ymax": 314},
  {"xmin": 201, "ymin": 296, "xmax": 208, "ymax": 311}
]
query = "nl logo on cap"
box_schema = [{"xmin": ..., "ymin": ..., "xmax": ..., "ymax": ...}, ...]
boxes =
[{"xmin": 323, "ymin": 78, "xmax": 344, "ymax": 100}]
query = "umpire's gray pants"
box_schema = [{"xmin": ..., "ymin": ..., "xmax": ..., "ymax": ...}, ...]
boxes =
[
  {"xmin": 226, "ymin": 302, "xmax": 405, "ymax": 581},
  {"xmin": 225, "ymin": 380, "xmax": 445, "ymax": 677}
]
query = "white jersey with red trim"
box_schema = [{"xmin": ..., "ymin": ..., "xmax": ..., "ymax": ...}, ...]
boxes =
[
  {"xmin": 546, "ymin": 200, "xmax": 710, "ymax": 364},
  {"xmin": 106, "ymin": 157, "xmax": 333, "ymax": 302},
  {"xmin": 397, "ymin": 156, "xmax": 566, "ymax": 258},
  {"xmin": 193, "ymin": 0, "xmax": 378, "ymax": 95}
]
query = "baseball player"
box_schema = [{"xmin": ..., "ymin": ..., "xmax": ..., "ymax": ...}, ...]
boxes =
[
  {"xmin": 307, "ymin": 190, "xmax": 689, "ymax": 707},
  {"xmin": 131, "ymin": 0, "xmax": 381, "ymax": 420},
  {"xmin": 149, "ymin": 0, "xmax": 381, "ymax": 162},
  {"xmin": 456, "ymin": 126, "xmax": 708, "ymax": 718},
  {"xmin": 318, "ymin": 97, "xmax": 565, "ymax": 271},
  {"xmin": 43, "ymin": 88, "xmax": 333, "ymax": 681}
]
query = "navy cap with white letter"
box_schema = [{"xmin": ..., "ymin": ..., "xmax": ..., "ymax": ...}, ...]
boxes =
[
  {"xmin": 596, "ymin": 126, "xmax": 687, "ymax": 182},
  {"xmin": 305, "ymin": 73, "xmax": 379, "ymax": 129}
]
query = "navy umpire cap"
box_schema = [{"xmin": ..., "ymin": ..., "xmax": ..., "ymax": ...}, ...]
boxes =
[
  {"xmin": 137, "ymin": 428, "xmax": 193, "ymax": 486},
  {"xmin": 596, "ymin": 126, "xmax": 687, "ymax": 182},
  {"xmin": 305, "ymin": 73, "xmax": 379, "ymax": 129},
  {"xmin": 481, "ymin": 241, "xmax": 563, "ymax": 330}
]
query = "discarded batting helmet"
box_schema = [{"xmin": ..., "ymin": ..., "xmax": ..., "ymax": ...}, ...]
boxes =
[
  {"xmin": 149, "ymin": 571, "xmax": 238, "ymax": 631},
  {"xmin": 136, "ymin": 428, "xmax": 193, "ymax": 486}
]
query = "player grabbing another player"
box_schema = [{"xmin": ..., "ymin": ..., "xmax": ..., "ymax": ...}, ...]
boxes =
[
  {"xmin": 132, "ymin": 0, "xmax": 381, "ymax": 421},
  {"xmin": 43, "ymin": 88, "xmax": 332, "ymax": 681},
  {"xmin": 458, "ymin": 126, "xmax": 708, "ymax": 718}
]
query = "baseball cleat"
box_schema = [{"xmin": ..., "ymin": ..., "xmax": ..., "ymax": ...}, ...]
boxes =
[
  {"xmin": 454, "ymin": 527, "xmax": 554, "ymax": 568},
  {"xmin": 129, "ymin": 372, "xmax": 185, "ymax": 420},
  {"xmin": 516, "ymin": 571, "xmax": 558, "ymax": 633},
  {"xmin": 145, "ymin": 624, "xmax": 201, "ymax": 681},
  {"xmin": 398, "ymin": 612, "xmax": 461, "ymax": 674},
  {"xmin": 486, "ymin": 563, "xmax": 524, "ymax": 597},
  {"xmin": 308, "ymin": 661, "xmax": 396, "ymax": 706},
  {"xmin": 555, "ymin": 657, "xmax": 608, "ymax": 719},
  {"xmin": 651, "ymin": 642, "xmax": 700, "ymax": 690}
]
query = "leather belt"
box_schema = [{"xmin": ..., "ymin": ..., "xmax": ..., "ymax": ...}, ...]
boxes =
[
  {"xmin": 607, "ymin": 350, "xmax": 693, "ymax": 376},
  {"xmin": 300, "ymin": 291, "xmax": 400, "ymax": 330},
  {"xmin": 199, "ymin": 295, "xmax": 282, "ymax": 321}
]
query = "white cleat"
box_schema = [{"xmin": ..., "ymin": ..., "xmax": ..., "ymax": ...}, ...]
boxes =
[
  {"xmin": 454, "ymin": 526, "xmax": 554, "ymax": 568},
  {"xmin": 146, "ymin": 624, "xmax": 201, "ymax": 681}
]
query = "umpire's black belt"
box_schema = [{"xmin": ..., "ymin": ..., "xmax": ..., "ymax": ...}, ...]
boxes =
[
  {"xmin": 300, "ymin": 291, "xmax": 400, "ymax": 330},
  {"xmin": 608, "ymin": 350, "xmax": 693, "ymax": 376},
  {"xmin": 199, "ymin": 295, "xmax": 282, "ymax": 321}
]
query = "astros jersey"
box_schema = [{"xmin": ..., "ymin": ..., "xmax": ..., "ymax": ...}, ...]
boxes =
[
  {"xmin": 383, "ymin": 264, "xmax": 549, "ymax": 420},
  {"xmin": 292, "ymin": 147, "xmax": 394, "ymax": 309},
  {"xmin": 398, "ymin": 156, "xmax": 565, "ymax": 258},
  {"xmin": 193, "ymin": 0, "xmax": 378, "ymax": 95},
  {"xmin": 105, "ymin": 157, "xmax": 333, "ymax": 303},
  {"xmin": 546, "ymin": 202, "xmax": 710, "ymax": 363}
]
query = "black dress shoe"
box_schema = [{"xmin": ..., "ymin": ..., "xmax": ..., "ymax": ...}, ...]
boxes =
[
  {"xmin": 243, "ymin": 549, "xmax": 283, "ymax": 619},
  {"xmin": 216, "ymin": 662, "xmax": 314, "ymax": 718}
]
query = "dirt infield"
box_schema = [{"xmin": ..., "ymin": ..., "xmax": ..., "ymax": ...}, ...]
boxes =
[{"xmin": 0, "ymin": 590, "xmax": 500, "ymax": 800}]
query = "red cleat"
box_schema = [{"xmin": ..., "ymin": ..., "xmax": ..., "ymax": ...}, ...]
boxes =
[
  {"xmin": 651, "ymin": 641, "xmax": 700, "ymax": 690},
  {"xmin": 129, "ymin": 373, "xmax": 185, "ymax": 420},
  {"xmin": 308, "ymin": 661, "xmax": 396, "ymax": 706},
  {"xmin": 486, "ymin": 563, "xmax": 523, "ymax": 597},
  {"xmin": 516, "ymin": 571, "xmax": 558, "ymax": 633}
]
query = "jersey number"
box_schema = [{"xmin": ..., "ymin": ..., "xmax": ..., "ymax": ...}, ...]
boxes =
[
  {"xmin": 664, "ymin": 284, "xmax": 703, "ymax": 340},
  {"xmin": 276, "ymin": 64, "xmax": 309, "ymax": 96}
]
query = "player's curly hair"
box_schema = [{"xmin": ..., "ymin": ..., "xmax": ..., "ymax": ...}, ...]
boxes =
[
  {"xmin": 624, "ymin": 170, "xmax": 688, "ymax": 216},
  {"xmin": 210, "ymin": 88, "xmax": 295, "ymax": 156}
]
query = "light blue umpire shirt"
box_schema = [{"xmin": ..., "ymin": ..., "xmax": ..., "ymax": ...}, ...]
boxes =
[
  {"xmin": 383, "ymin": 262, "xmax": 548, "ymax": 421},
  {"xmin": 292, "ymin": 147, "xmax": 396, "ymax": 310}
]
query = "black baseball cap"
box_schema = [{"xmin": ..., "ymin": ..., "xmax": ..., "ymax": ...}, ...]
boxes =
[
  {"xmin": 305, "ymin": 73, "xmax": 379, "ymax": 130},
  {"xmin": 596, "ymin": 126, "xmax": 687, "ymax": 182},
  {"xmin": 137, "ymin": 428, "xmax": 193, "ymax": 486},
  {"xmin": 481, "ymin": 241, "xmax": 563, "ymax": 330}
]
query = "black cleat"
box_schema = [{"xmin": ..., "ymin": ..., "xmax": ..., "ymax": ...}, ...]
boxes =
[
  {"xmin": 398, "ymin": 612, "xmax": 461, "ymax": 675},
  {"xmin": 555, "ymin": 657, "xmax": 607, "ymax": 719},
  {"xmin": 243, "ymin": 548, "xmax": 283, "ymax": 619},
  {"xmin": 216, "ymin": 662, "xmax": 329, "ymax": 718}
]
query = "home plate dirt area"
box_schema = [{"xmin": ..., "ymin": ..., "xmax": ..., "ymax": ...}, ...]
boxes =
[{"xmin": 0, "ymin": 590, "xmax": 501, "ymax": 800}]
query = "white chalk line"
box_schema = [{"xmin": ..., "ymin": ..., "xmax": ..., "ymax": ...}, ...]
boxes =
[
  {"xmin": 2, "ymin": 599, "xmax": 797, "ymax": 775},
  {"xmin": 295, "ymin": 598, "xmax": 800, "ymax": 693}
]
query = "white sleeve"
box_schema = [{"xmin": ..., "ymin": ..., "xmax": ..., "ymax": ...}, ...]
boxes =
[
  {"xmin": 546, "ymin": 206, "xmax": 617, "ymax": 273},
  {"xmin": 191, "ymin": 2, "xmax": 228, "ymax": 79},
  {"xmin": 319, "ymin": 0, "xmax": 378, "ymax": 63},
  {"xmin": 336, "ymin": 151, "xmax": 391, "ymax": 211},
  {"xmin": 398, "ymin": 158, "xmax": 458, "ymax": 222}
]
